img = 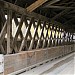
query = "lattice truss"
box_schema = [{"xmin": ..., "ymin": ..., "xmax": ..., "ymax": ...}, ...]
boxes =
[{"xmin": 0, "ymin": 8, "xmax": 74, "ymax": 54}]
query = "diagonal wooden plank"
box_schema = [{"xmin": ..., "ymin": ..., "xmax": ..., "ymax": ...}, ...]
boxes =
[
  {"xmin": 0, "ymin": 26, "xmax": 6, "ymax": 54},
  {"xmin": 0, "ymin": 24, "xmax": 6, "ymax": 54},
  {"xmin": 0, "ymin": 21, "xmax": 7, "ymax": 41},
  {"xmin": 0, "ymin": 9, "xmax": 6, "ymax": 54},
  {"xmin": 0, "ymin": 45, "xmax": 6, "ymax": 54},
  {"xmin": 26, "ymin": 0, "xmax": 48, "ymax": 12},
  {"xmin": 11, "ymin": 16, "xmax": 25, "ymax": 52},
  {"xmin": 28, "ymin": 31, "xmax": 32, "ymax": 39},
  {"xmin": 63, "ymin": 17, "xmax": 75, "ymax": 25},
  {"xmin": 0, "ymin": 9, "xmax": 6, "ymax": 41},
  {"xmin": 14, "ymin": 16, "xmax": 24, "ymax": 39},
  {"xmin": 13, "ymin": 14, "xmax": 23, "ymax": 39}
]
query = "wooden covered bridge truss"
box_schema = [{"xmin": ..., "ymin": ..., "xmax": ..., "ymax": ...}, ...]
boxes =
[{"xmin": 0, "ymin": 0, "xmax": 74, "ymax": 54}]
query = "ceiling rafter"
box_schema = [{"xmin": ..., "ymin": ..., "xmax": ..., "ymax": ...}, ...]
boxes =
[
  {"xmin": 63, "ymin": 17, "xmax": 75, "ymax": 26},
  {"xmin": 43, "ymin": 5, "xmax": 75, "ymax": 9},
  {"xmin": 54, "ymin": 1, "xmax": 75, "ymax": 6},
  {"xmin": 51, "ymin": 3, "xmax": 75, "ymax": 20},
  {"xmin": 26, "ymin": 0, "xmax": 48, "ymax": 12},
  {"xmin": 42, "ymin": 0, "xmax": 60, "ymax": 8}
]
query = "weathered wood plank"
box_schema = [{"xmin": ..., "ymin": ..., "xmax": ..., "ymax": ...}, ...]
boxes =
[
  {"xmin": 7, "ymin": 10, "xmax": 12, "ymax": 54},
  {"xmin": 26, "ymin": 0, "xmax": 48, "ymax": 12}
]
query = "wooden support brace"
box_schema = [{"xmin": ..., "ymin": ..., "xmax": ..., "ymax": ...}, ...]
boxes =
[
  {"xmin": 11, "ymin": 16, "xmax": 25, "ymax": 52},
  {"xmin": 0, "ymin": 13, "xmax": 7, "ymax": 54},
  {"xmin": 7, "ymin": 10, "xmax": 12, "ymax": 54},
  {"xmin": 13, "ymin": 14, "xmax": 23, "ymax": 39}
]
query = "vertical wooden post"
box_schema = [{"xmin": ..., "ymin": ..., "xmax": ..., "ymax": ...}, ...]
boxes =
[
  {"xmin": 59, "ymin": 27, "xmax": 61, "ymax": 45},
  {"xmin": 66, "ymin": 32, "xmax": 68, "ymax": 43},
  {"xmin": 7, "ymin": 10, "xmax": 12, "ymax": 54},
  {"xmin": 50, "ymin": 27, "xmax": 52, "ymax": 47},
  {"xmin": 54, "ymin": 26, "xmax": 57, "ymax": 46},
  {"xmin": 69, "ymin": 32, "xmax": 70, "ymax": 42},
  {"xmin": 57, "ymin": 28, "xmax": 59, "ymax": 46},
  {"xmin": 71, "ymin": 33, "xmax": 73, "ymax": 42},
  {"xmin": 52, "ymin": 25, "xmax": 55, "ymax": 46}
]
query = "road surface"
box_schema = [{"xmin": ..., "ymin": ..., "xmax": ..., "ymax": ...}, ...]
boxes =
[{"xmin": 19, "ymin": 53, "xmax": 75, "ymax": 75}]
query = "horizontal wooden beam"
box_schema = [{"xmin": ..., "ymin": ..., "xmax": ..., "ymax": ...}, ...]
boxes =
[
  {"xmin": 54, "ymin": 2, "xmax": 75, "ymax": 6},
  {"xmin": 43, "ymin": 5, "xmax": 75, "ymax": 9},
  {"xmin": 0, "ymin": 0, "xmax": 50, "ymax": 22}
]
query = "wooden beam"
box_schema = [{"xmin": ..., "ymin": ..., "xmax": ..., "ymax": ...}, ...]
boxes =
[
  {"xmin": 26, "ymin": 0, "xmax": 48, "ymax": 12},
  {"xmin": 51, "ymin": 4, "xmax": 75, "ymax": 20},
  {"xmin": 0, "ymin": 9, "xmax": 6, "ymax": 54},
  {"xmin": 0, "ymin": 9, "xmax": 6, "ymax": 24},
  {"xmin": 11, "ymin": 16, "xmax": 25, "ymax": 52},
  {"xmin": 13, "ymin": 15, "xmax": 23, "ymax": 39},
  {"xmin": 63, "ymin": 17, "xmax": 75, "ymax": 25},
  {"xmin": 0, "ymin": 0, "xmax": 50, "ymax": 22},
  {"xmin": 53, "ymin": 1, "xmax": 75, "ymax": 6},
  {"xmin": 0, "ymin": 45, "xmax": 5, "ymax": 54},
  {"xmin": 68, "ymin": 10, "xmax": 75, "ymax": 14},
  {"xmin": 0, "ymin": 22, "xmax": 7, "ymax": 43},
  {"xmin": 7, "ymin": 10, "xmax": 12, "ymax": 54},
  {"xmin": 51, "ymin": 9, "xmax": 71, "ymax": 20},
  {"xmin": 42, "ymin": 0, "xmax": 60, "ymax": 8},
  {"xmin": 44, "ymin": 5, "xmax": 75, "ymax": 9}
]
